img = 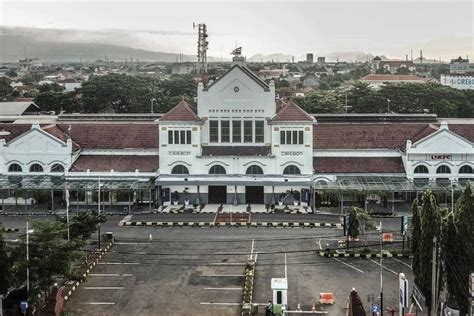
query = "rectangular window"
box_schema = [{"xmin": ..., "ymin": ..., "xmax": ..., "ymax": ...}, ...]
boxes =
[
  {"xmin": 186, "ymin": 130, "xmax": 191, "ymax": 144},
  {"xmin": 210, "ymin": 120, "xmax": 219, "ymax": 143},
  {"xmin": 174, "ymin": 131, "xmax": 180, "ymax": 144},
  {"xmin": 280, "ymin": 131, "xmax": 285, "ymax": 144},
  {"xmin": 180, "ymin": 130, "xmax": 186, "ymax": 144},
  {"xmin": 255, "ymin": 121, "xmax": 264, "ymax": 143},
  {"xmin": 244, "ymin": 121, "xmax": 253, "ymax": 143},
  {"xmin": 292, "ymin": 131, "xmax": 298, "ymax": 145},
  {"xmin": 286, "ymin": 131, "xmax": 292, "ymax": 144},
  {"xmin": 221, "ymin": 120, "xmax": 230, "ymax": 142},
  {"xmin": 298, "ymin": 131, "xmax": 303, "ymax": 144},
  {"xmin": 232, "ymin": 120, "xmax": 241, "ymax": 143},
  {"xmin": 168, "ymin": 130, "xmax": 173, "ymax": 144}
]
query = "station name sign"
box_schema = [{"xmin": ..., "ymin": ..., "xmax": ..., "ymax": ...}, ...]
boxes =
[
  {"xmin": 281, "ymin": 151, "xmax": 303, "ymax": 157},
  {"xmin": 169, "ymin": 151, "xmax": 191, "ymax": 156},
  {"xmin": 430, "ymin": 154, "xmax": 452, "ymax": 160}
]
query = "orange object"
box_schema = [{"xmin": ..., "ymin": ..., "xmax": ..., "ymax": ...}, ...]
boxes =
[
  {"xmin": 319, "ymin": 292, "xmax": 335, "ymax": 304},
  {"xmin": 383, "ymin": 233, "xmax": 393, "ymax": 242}
]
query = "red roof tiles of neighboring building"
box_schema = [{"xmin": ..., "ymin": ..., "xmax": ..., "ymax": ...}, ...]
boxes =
[
  {"xmin": 313, "ymin": 123, "xmax": 438, "ymax": 150},
  {"xmin": 361, "ymin": 74, "xmax": 427, "ymax": 81},
  {"xmin": 58, "ymin": 123, "xmax": 159, "ymax": 149},
  {"xmin": 70, "ymin": 155, "xmax": 159, "ymax": 172},
  {"xmin": 272, "ymin": 100, "xmax": 314, "ymax": 122},
  {"xmin": 314, "ymin": 157, "xmax": 405, "ymax": 174},
  {"xmin": 159, "ymin": 100, "xmax": 200, "ymax": 122}
]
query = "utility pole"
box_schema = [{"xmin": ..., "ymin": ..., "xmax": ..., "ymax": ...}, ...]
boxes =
[
  {"xmin": 26, "ymin": 221, "xmax": 30, "ymax": 304},
  {"xmin": 380, "ymin": 220, "xmax": 384, "ymax": 316},
  {"xmin": 98, "ymin": 177, "xmax": 101, "ymax": 250},
  {"xmin": 431, "ymin": 237, "xmax": 437, "ymax": 315}
]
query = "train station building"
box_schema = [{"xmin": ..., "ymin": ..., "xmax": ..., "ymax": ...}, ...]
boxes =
[{"xmin": 0, "ymin": 59, "xmax": 473, "ymax": 212}]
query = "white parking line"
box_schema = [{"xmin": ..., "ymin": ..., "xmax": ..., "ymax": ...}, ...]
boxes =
[
  {"xmin": 391, "ymin": 257, "xmax": 412, "ymax": 269},
  {"xmin": 370, "ymin": 260, "xmax": 397, "ymax": 275},
  {"xmin": 201, "ymin": 274, "xmax": 243, "ymax": 277},
  {"xmin": 332, "ymin": 257, "xmax": 365, "ymax": 274},
  {"xmin": 98, "ymin": 262, "xmax": 140, "ymax": 265},
  {"xmin": 114, "ymin": 242, "xmax": 150, "ymax": 245},
  {"xmin": 209, "ymin": 262, "xmax": 246, "ymax": 266},
  {"xmin": 89, "ymin": 273, "xmax": 133, "ymax": 277},
  {"xmin": 200, "ymin": 302, "xmax": 241, "ymax": 306},
  {"xmin": 204, "ymin": 287, "xmax": 242, "ymax": 290},
  {"xmin": 83, "ymin": 287, "xmax": 124, "ymax": 290},
  {"xmin": 81, "ymin": 302, "xmax": 116, "ymax": 305}
]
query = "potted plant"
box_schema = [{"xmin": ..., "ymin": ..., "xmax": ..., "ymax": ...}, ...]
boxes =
[
  {"xmin": 183, "ymin": 188, "xmax": 190, "ymax": 206},
  {"xmin": 278, "ymin": 193, "xmax": 285, "ymax": 206},
  {"xmin": 292, "ymin": 190, "xmax": 300, "ymax": 206},
  {"xmin": 171, "ymin": 191, "xmax": 179, "ymax": 205}
]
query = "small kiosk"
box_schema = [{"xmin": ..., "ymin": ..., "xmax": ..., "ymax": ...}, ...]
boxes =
[{"xmin": 271, "ymin": 278, "xmax": 288, "ymax": 314}]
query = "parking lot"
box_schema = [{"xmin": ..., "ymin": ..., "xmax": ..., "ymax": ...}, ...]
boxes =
[{"xmin": 60, "ymin": 219, "xmax": 413, "ymax": 316}]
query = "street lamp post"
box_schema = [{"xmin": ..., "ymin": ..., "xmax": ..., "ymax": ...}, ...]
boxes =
[
  {"xmin": 97, "ymin": 177, "xmax": 101, "ymax": 249},
  {"xmin": 25, "ymin": 222, "xmax": 34, "ymax": 305},
  {"xmin": 386, "ymin": 99, "xmax": 391, "ymax": 114},
  {"xmin": 150, "ymin": 98, "xmax": 156, "ymax": 114}
]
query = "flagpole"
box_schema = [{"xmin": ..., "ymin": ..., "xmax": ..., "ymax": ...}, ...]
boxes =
[{"xmin": 65, "ymin": 182, "xmax": 70, "ymax": 242}]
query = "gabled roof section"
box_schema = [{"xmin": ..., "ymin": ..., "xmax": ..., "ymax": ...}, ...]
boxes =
[
  {"xmin": 0, "ymin": 102, "xmax": 40, "ymax": 115},
  {"xmin": 203, "ymin": 64, "xmax": 270, "ymax": 92},
  {"xmin": 412, "ymin": 122, "xmax": 473, "ymax": 148},
  {"xmin": 271, "ymin": 100, "xmax": 315, "ymax": 122},
  {"xmin": 159, "ymin": 100, "xmax": 201, "ymax": 122}
]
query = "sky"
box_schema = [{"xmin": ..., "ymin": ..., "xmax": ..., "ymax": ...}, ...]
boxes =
[{"xmin": 1, "ymin": 0, "xmax": 473, "ymax": 60}]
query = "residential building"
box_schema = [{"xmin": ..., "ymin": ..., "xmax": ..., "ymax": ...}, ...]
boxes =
[{"xmin": 360, "ymin": 74, "xmax": 428, "ymax": 89}]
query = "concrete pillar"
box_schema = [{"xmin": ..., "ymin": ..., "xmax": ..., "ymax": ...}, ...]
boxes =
[
  {"xmin": 50, "ymin": 189, "xmax": 54, "ymax": 212},
  {"xmin": 196, "ymin": 185, "xmax": 201, "ymax": 205}
]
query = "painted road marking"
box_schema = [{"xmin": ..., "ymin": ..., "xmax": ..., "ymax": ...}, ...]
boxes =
[
  {"xmin": 201, "ymin": 274, "xmax": 243, "ymax": 277},
  {"xmin": 89, "ymin": 273, "xmax": 133, "ymax": 277},
  {"xmin": 332, "ymin": 257, "xmax": 365, "ymax": 274},
  {"xmin": 81, "ymin": 302, "xmax": 116, "ymax": 305},
  {"xmin": 98, "ymin": 262, "xmax": 140, "ymax": 265},
  {"xmin": 370, "ymin": 259, "xmax": 398, "ymax": 275},
  {"xmin": 83, "ymin": 287, "xmax": 124, "ymax": 290},
  {"xmin": 204, "ymin": 287, "xmax": 242, "ymax": 290},
  {"xmin": 114, "ymin": 242, "xmax": 150, "ymax": 245},
  {"xmin": 209, "ymin": 262, "xmax": 246, "ymax": 266},
  {"xmin": 200, "ymin": 302, "xmax": 241, "ymax": 306},
  {"xmin": 391, "ymin": 257, "xmax": 412, "ymax": 269}
]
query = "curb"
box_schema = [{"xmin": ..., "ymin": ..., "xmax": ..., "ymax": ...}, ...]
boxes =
[
  {"xmin": 0, "ymin": 212, "xmax": 53, "ymax": 216},
  {"xmin": 318, "ymin": 251, "xmax": 412, "ymax": 259},
  {"xmin": 123, "ymin": 221, "xmax": 342, "ymax": 228},
  {"xmin": 1, "ymin": 228, "xmax": 20, "ymax": 233},
  {"xmin": 63, "ymin": 240, "xmax": 114, "ymax": 301}
]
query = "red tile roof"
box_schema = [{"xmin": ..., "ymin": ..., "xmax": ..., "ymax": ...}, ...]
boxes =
[
  {"xmin": 314, "ymin": 157, "xmax": 405, "ymax": 174},
  {"xmin": 70, "ymin": 155, "xmax": 159, "ymax": 172},
  {"xmin": 159, "ymin": 100, "xmax": 200, "ymax": 122},
  {"xmin": 58, "ymin": 123, "xmax": 159, "ymax": 149},
  {"xmin": 313, "ymin": 123, "xmax": 439, "ymax": 150},
  {"xmin": 361, "ymin": 74, "xmax": 427, "ymax": 81},
  {"xmin": 272, "ymin": 100, "xmax": 314, "ymax": 122}
]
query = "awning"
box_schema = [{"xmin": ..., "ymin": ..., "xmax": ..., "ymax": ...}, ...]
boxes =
[{"xmin": 156, "ymin": 174, "xmax": 313, "ymax": 186}]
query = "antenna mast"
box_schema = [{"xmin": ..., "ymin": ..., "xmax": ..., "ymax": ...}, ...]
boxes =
[{"xmin": 194, "ymin": 23, "xmax": 208, "ymax": 74}]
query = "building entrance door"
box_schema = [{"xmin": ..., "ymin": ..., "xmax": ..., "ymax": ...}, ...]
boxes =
[
  {"xmin": 208, "ymin": 186, "xmax": 227, "ymax": 204},
  {"xmin": 245, "ymin": 186, "xmax": 264, "ymax": 204}
]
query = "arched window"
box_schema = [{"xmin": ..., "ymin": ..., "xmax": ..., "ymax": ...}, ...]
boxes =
[
  {"xmin": 51, "ymin": 164, "xmax": 65, "ymax": 173},
  {"xmin": 436, "ymin": 165, "xmax": 451, "ymax": 174},
  {"xmin": 29, "ymin": 164, "xmax": 43, "ymax": 172},
  {"xmin": 283, "ymin": 165, "xmax": 301, "ymax": 175},
  {"xmin": 459, "ymin": 165, "xmax": 473, "ymax": 174},
  {"xmin": 209, "ymin": 165, "xmax": 226, "ymax": 175},
  {"xmin": 171, "ymin": 165, "xmax": 189, "ymax": 175},
  {"xmin": 414, "ymin": 165, "xmax": 429, "ymax": 174},
  {"xmin": 8, "ymin": 163, "xmax": 22, "ymax": 172},
  {"xmin": 246, "ymin": 165, "xmax": 263, "ymax": 175}
]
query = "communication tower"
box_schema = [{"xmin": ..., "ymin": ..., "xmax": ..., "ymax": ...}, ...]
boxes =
[{"xmin": 193, "ymin": 23, "xmax": 208, "ymax": 74}]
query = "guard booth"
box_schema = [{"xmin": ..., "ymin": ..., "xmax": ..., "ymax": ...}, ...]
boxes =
[{"xmin": 271, "ymin": 278, "xmax": 288, "ymax": 314}]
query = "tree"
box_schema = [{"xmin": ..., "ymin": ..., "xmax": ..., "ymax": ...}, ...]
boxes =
[
  {"xmin": 0, "ymin": 77, "xmax": 14, "ymax": 101},
  {"xmin": 396, "ymin": 67, "xmax": 410, "ymax": 75},
  {"xmin": 449, "ymin": 181, "xmax": 474, "ymax": 314},
  {"xmin": 294, "ymin": 91, "xmax": 343, "ymax": 113},
  {"xmin": 57, "ymin": 211, "xmax": 106, "ymax": 240},
  {"xmin": 34, "ymin": 91, "xmax": 78, "ymax": 114},
  {"xmin": 348, "ymin": 207, "xmax": 361, "ymax": 239},
  {"xmin": 0, "ymin": 229, "xmax": 11, "ymax": 295},
  {"xmin": 38, "ymin": 83, "xmax": 64, "ymax": 93},
  {"xmin": 419, "ymin": 190, "xmax": 441, "ymax": 313}
]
